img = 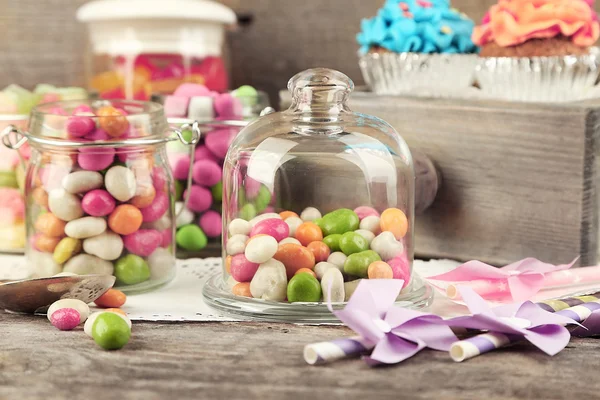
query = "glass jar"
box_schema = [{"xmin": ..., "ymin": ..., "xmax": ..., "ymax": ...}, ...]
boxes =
[
  {"xmin": 1, "ymin": 100, "xmax": 199, "ymax": 293},
  {"xmin": 77, "ymin": 0, "xmax": 236, "ymax": 100},
  {"xmin": 203, "ymin": 68, "xmax": 433, "ymax": 322}
]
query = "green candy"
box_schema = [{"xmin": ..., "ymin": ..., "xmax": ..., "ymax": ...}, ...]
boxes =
[
  {"xmin": 232, "ymin": 85, "xmax": 258, "ymax": 100},
  {"xmin": 0, "ymin": 171, "xmax": 18, "ymax": 188},
  {"xmin": 238, "ymin": 187, "xmax": 247, "ymax": 206},
  {"xmin": 343, "ymin": 250, "xmax": 381, "ymax": 278},
  {"xmin": 317, "ymin": 208, "xmax": 360, "ymax": 236},
  {"xmin": 339, "ymin": 232, "xmax": 369, "ymax": 256},
  {"xmin": 114, "ymin": 254, "xmax": 151, "ymax": 286},
  {"xmin": 239, "ymin": 203, "xmax": 257, "ymax": 221},
  {"xmin": 287, "ymin": 273, "xmax": 322, "ymax": 303},
  {"xmin": 254, "ymin": 186, "xmax": 271, "ymax": 213},
  {"xmin": 323, "ymin": 234, "xmax": 342, "ymax": 252},
  {"xmin": 92, "ymin": 312, "xmax": 131, "ymax": 350},
  {"xmin": 211, "ymin": 181, "xmax": 223, "ymax": 202},
  {"xmin": 181, "ymin": 129, "xmax": 193, "ymax": 143},
  {"xmin": 174, "ymin": 180, "xmax": 184, "ymax": 201},
  {"xmin": 176, "ymin": 224, "xmax": 208, "ymax": 251}
]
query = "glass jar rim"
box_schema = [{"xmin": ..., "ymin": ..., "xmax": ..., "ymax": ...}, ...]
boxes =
[{"xmin": 30, "ymin": 99, "xmax": 164, "ymax": 120}]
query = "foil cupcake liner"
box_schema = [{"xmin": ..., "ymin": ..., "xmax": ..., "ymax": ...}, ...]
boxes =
[
  {"xmin": 358, "ymin": 52, "xmax": 478, "ymax": 96},
  {"xmin": 474, "ymin": 49, "xmax": 600, "ymax": 102}
]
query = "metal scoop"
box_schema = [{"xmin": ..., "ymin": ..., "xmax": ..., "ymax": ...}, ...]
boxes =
[{"xmin": 0, "ymin": 274, "xmax": 115, "ymax": 314}]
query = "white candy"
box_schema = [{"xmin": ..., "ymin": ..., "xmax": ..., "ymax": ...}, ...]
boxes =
[
  {"xmin": 48, "ymin": 189, "xmax": 83, "ymax": 221},
  {"xmin": 359, "ymin": 216, "xmax": 381, "ymax": 235},
  {"xmin": 250, "ymin": 259, "xmax": 288, "ymax": 301},
  {"xmin": 249, "ymin": 213, "xmax": 281, "ymax": 228},
  {"xmin": 63, "ymin": 254, "xmax": 114, "ymax": 275},
  {"xmin": 314, "ymin": 261, "xmax": 342, "ymax": 280},
  {"xmin": 188, "ymin": 96, "xmax": 215, "ymax": 120},
  {"xmin": 228, "ymin": 218, "xmax": 251, "ymax": 236},
  {"xmin": 47, "ymin": 299, "xmax": 89, "ymax": 324},
  {"xmin": 285, "ymin": 217, "xmax": 303, "ymax": 237},
  {"xmin": 226, "ymin": 234, "xmax": 248, "ymax": 256},
  {"xmin": 175, "ymin": 202, "xmax": 194, "ymax": 228},
  {"xmin": 321, "ymin": 268, "xmax": 345, "ymax": 303},
  {"xmin": 65, "ymin": 217, "xmax": 107, "ymax": 239},
  {"xmin": 327, "ymin": 252, "xmax": 347, "ymax": 269},
  {"xmin": 30, "ymin": 250, "xmax": 61, "ymax": 277},
  {"xmin": 147, "ymin": 247, "xmax": 174, "ymax": 280},
  {"xmin": 245, "ymin": 235, "xmax": 278, "ymax": 264},
  {"xmin": 141, "ymin": 212, "xmax": 172, "ymax": 231},
  {"xmin": 279, "ymin": 237, "xmax": 301, "ymax": 246},
  {"xmin": 370, "ymin": 231, "xmax": 404, "ymax": 261},
  {"xmin": 344, "ymin": 279, "xmax": 363, "ymax": 301},
  {"xmin": 354, "ymin": 229, "xmax": 375, "ymax": 245},
  {"xmin": 105, "ymin": 165, "xmax": 137, "ymax": 202},
  {"xmin": 84, "ymin": 311, "xmax": 131, "ymax": 337},
  {"xmin": 300, "ymin": 207, "xmax": 321, "ymax": 222},
  {"xmin": 62, "ymin": 171, "xmax": 103, "ymax": 194},
  {"xmin": 83, "ymin": 231, "xmax": 123, "ymax": 260}
]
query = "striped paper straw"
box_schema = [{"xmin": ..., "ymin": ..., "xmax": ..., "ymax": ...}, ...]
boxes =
[
  {"xmin": 450, "ymin": 293, "xmax": 600, "ymax": 362},
  {"xmin": 303, "ymin": 336, "xmax": 375, "ymax": 365}
]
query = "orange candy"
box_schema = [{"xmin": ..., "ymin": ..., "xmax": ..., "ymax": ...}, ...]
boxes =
[
  {"xmin": 294, "ymin": 222, "xmax": 323, "ymax": 246},
  {"xmin": 130, "ymin": 182, "xmax": 156, "ymax": 209},
  {"xmin": 307, "ymin": 241, "xmax": 330, "ymax": 263},
  {"xmin": 108, "ymin": 204, "xmax": 143, "ymax": 235},
  {"xmin": 367, "ymin": 261, "xmax": 394, "ymax": 279},
  {"xmin": 380, "ymin": 208, "xmax": 408, "ymax": 240},
  {"xmin": 31, "ymin": 187, "xmax": 48, "ymax": 207},
  {"xmin": 104, "ymin": 308, "xmax": 127, "ymax": 316},
  {"xmin": 97, "ymin": 106, "xmax": 130, "ymax": 138},
  {"xmin": 35, "ymin": 234, "xmax": 61, "ymax": 253},
  {"xmin": 294, "ymin": 268, "xmax": 317, "ymax": 278},
  {"xmin": 273, "ymin": 243, "xmax": 315, "ymax": 278},
  {"xmin": 225, "ymin": 255, "xmax": 233, "ymax": 274},
  {"xmin": 279, "ymin": 211, "xmax": 299, "ymax": 220},
  {"xmin": 94, "ymin": 289, "xmax": 127, "ymax": 308},
  {"xmin": 34, "ymin": 213, "xmax": 66, "ymax": 237},
  {"xmin": 232, "ymin": 282, "xmax": 253, "ymax": 297}
]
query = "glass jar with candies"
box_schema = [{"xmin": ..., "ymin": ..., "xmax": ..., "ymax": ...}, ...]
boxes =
[
  {"xmin": 203, "ymin": 68, "xmax": 433, "ymax": 322},
  {"xmin": 77, "ymin": 0, "xmax": 236, "ymax": 100},
  {"xmin": 1, "ymin": 100, "xmax": 199, "ymax": 293}
]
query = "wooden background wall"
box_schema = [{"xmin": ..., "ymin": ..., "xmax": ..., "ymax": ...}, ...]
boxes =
[{"xmin": 1, "ymin": 0, "xmax": 599, "ymax": 104}]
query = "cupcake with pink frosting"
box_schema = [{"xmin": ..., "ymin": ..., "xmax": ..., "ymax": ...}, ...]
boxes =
[{"xmin": 473, "ymin": 0, "xmax": 600, "ymax": 101}]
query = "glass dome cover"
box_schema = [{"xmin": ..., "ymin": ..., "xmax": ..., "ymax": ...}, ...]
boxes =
[{"xmin": 203, "ymin": 68, "xmax": 433, "ymax": 322}]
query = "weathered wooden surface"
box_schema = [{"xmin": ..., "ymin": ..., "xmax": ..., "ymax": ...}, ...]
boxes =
[
  {"xmin": 280, "ymin": 91, "xmax": 600, "ymax": 267},
  {"xmin": 1, "ymin": 311, "xmax": 599, "ymax": 400}
]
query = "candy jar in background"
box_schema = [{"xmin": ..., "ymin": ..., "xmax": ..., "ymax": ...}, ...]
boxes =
[
  {"xmin": 203, "ymin": 68, "xmax": 433, "ymax": 322},
  {"xmin": 157, "ymin": 83, "xmax": 270, "ymax": 257},
  {"xmin": 2, "ymin": 99, "xmax": 199, "ymax": 293},
  {"xmin": 0, "ymin": 85, "xmax": 88, "ymax": 253},
  {"xmin": 77, "ymin": 0, "xmax": 236, "ymax": 100}
]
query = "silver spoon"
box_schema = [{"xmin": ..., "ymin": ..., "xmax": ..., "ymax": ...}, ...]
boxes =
[{"xmin": 0, "ymin": 274, "xmax": 116, "ymax": 314}]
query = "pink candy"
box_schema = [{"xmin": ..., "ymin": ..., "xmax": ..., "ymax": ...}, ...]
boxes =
[
  {"xmin": 184, "ymin": 185, "xmax": 212, "ymax": 213},
  {"xmin": 73, "ymin": 105, "xmax": 93, "ymax": 114},
  {"xmin": 50, "ymin": 308, "xmax": 81, "ymax": 331},
  {"xmin": 82, "ymin": 189, "xmax": 116, "ymax": 217},
  {"xmin": 173, "ymin": 83, "xmax": 212, "ymax": 98},
  {"xmin": 161, "ymin": 229, "xmax": 173, "ymax": 247},
  {"xmin": 123, "ymin": 229, "xmax": 162, "ymax": 257},
  {"xmin": 229, "ymin": 254, "xmax": 260, "ymax": 282},
  {"xmin": 192, "ymin": 159, "xmax": 222, "ymax": 187},
  {"xmin": 66, "ymin": 116, "xmax": 96, "ymax": 138},
  {"xmin": 78, "ymin": 147, "xmax": 115, "ymax": 171},
  {"xmin": 354, "ymin": 206, "xmax": 380, "ymax": 220},
  {"xmin": 194, "ymin": 145, "xmax": 219, "ymax": 163},
  {"xmin": 250, "ymin": 218, "xmax": 289, "ymax": 242},
  {"xmin": 84, "ymin": 128, "xmax": 110, "ymax": 141},
  {"xmin": 140, "ymin": 191, "xmax": 169, "ymax": 222},
  {"xmin": 173, "ymin": 155, "xmax": 191, "ymax": 180},
  {"xmin": 204, "ymin": 129, "xmax": 236, "ymax": 159},
  {"xmin": 244, "ymin": 176, "xmax": 261, "ymax": 199},
  {"xmin": 152, "ymin": 167, "xmax": 167, "ymax": 192},
  {"xmin": 214, "ymin": 93, "xmax": 243, "ymax": 119},
  {"xmin": 388, "ymin": 255, "xmax": 410, "ymax": 287},
  {"xmin": 199, "ymin": 210, "xmax": 222, "ymax": 238}
]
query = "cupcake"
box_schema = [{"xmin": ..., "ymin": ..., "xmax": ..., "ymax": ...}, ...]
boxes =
[
  {"xmin": 357, "ymin": 0, "xmax": 479, "ymax": 95},
  {"xmin": 473, "ymin": 0, "xmax": 600, "ymax": 101}
]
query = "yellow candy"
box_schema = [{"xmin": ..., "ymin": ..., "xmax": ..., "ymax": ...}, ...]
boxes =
[
  {"xmin": 53, "ymin": 237, "xmax": 82, "ymax": 265},
  {"xmin": 90, "ymin": 70, "xmax": 123, "ymax": 93},
  {"xmin": 380, "ymin": 208, "xmax": 408, "ymax": 240}
]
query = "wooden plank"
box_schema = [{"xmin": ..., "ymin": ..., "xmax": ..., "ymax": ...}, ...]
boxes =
[{"xmin": 1, "ymin": 311, "xmax": 600, "ymax": 400}]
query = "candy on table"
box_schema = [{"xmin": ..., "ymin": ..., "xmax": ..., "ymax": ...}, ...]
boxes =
[
  {"xmin": 224, "ymin": 206, "xmax": 411, "ymax": 303},
  {"xmin": 94, "ymin": 288, "xmax": 127, "ymax": 308},
  {"xmin": 163, "ymin": 83, "xmax": 265, "ymax": 252}
]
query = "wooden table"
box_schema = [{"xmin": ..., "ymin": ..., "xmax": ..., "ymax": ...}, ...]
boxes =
[{"xmin": 1, "ymin": 312, "xmax": 598, "ymax": 400}]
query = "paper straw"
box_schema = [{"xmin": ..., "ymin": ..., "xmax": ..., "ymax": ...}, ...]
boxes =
[
  {"xmin": 450, "ymin": 294, "xmax": 600, "ymax": 362},
  {"xmin": 446, "ymin": 267, "xmax": 600, "ymax": 300},
  {"xmin": 303, "ymin": 336, "xmax": 375, "ymax": 365}
]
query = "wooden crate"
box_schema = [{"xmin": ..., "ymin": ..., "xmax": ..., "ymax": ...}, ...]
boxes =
[{"xmin": 280, "ymin": 91, "xmax": 600, "ymax": 267}]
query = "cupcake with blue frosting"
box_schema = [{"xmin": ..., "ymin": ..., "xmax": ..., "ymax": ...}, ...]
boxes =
[{"xmin": 358, "ymin": 0, "xmax": 479, "ymax": 95}]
